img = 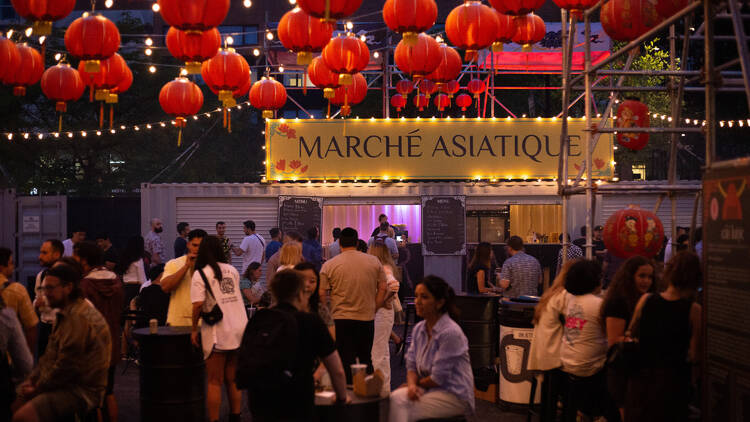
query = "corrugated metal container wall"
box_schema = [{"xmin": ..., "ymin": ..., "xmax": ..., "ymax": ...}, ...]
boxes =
[
  {"xmin": 599, "ymin": 193, "xmax": 703, "ymax": 236},
  {"xmin": 16, "ymin": 195, "xmax": 66, "ymax": 289}
]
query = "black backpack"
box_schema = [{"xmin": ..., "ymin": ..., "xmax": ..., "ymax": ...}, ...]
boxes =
[{"xmin": 236, "ymin": 307, "xmax": 299, "ymax": 391}]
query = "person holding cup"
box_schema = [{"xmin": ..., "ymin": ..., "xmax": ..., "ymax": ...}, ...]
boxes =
[{"xmin": 389, "ymin": 276, "xmax": 474, "ymax": 422}]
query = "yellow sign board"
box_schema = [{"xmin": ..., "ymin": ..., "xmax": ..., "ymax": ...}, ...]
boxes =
[{"xmin": 265, "ymin": 118, "xmax": 613, "ymax": 181}]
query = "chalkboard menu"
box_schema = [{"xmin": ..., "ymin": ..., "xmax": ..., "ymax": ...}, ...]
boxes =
[
  {"xmin": 703, "ymin": 160, "xmax": 750, "ymax": 422},
  {"xmin": 422, "ymin": 196, "xmax": 466, "ymax": 255},
  {"xmin": 278, "ymin": 196, "xmax": 322, "ymax": 237}
]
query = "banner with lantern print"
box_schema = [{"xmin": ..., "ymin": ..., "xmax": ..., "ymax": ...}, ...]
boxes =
[{"xmin": 266, "ymin": 119, "xmax": 614, "ymax": 181}]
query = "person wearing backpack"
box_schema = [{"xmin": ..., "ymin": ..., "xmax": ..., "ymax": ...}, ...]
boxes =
[
  {"xmin": 238, "ymin": 269, "xmax": 349, "ymax": 421},
  {"xmin": 368, "ymin": 221, "xmax": 399, "ymax": 261},
  {"xmin": 190, "ymin": 236, "xmax": 248, "ymax": 422}
]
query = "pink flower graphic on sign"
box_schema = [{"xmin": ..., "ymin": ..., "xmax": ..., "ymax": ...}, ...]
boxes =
[
  {"xmin": 289, "ymin": 160, "xmax": 302, "ymax": 170},
  {"xmin": 276, "ymin": 159, "xmax": 286, "ymax": 171}
]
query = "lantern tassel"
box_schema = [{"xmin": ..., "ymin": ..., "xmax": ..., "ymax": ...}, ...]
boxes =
[
  {"xmin": 89, "ymin": 85, "xmax": 94, "ymax": 102},
  {"xmin": 228, "ymin": 109, "xmax": 232, "ymax": 133},
  {"xmin": 324, "ymin": 0, "xmax": 331, "ymax": 22},
  {"xmin": 99, "ymin": 102, "xmax": 104, "ymax": 129},
  {"xmin": 109, "ymin": 105, "xmax": 114, "ymax": 130},
  {"xmin": 178, "ymin": 128, "xmax": 182, "ymax": 147},
  {"xmin": 327, "ymin": 100, "xmax": 331, "ymax": 119},
  {"xmin": 223, "ymin": 108, "xmax": 227, "ymax": 129},
  {"xmin": 58, "ymin": 114, "xmax": 62, "ymax": 133}
]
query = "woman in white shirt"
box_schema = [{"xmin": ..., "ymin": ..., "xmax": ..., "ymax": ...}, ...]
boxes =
[
  {"xmin": 191, "ymin": 236, "xmax": 248, "ymax": 422},
  {"xmin": 368, "ymin": 243, "xmax": 401, "ymax": 395},
  {"xmin": 116, "ymin": 236, "xmax": 148, "ymax": 308}
]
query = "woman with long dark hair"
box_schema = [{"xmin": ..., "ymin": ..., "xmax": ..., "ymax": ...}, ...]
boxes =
[
  {"xmin": 624, "ymin": 252, "xmax": 702, "ymax": 421},
  {"xmin": 467, "ymin": 242, "xmax": 496, "ymax": 294},
  {"xmin": 293, "ymin": 261, "xmax": 334, "ymax": 337},
  {"xmin": 389, "ymin": 276, "xmax": 475, "ymax": 422},
  {"xmin": 116, "ymin": 235, "xmax": 148, "ymax": 309},
  {"xmin": 190, "ymin": 236, "xmax": 247, "ymax": 422}
]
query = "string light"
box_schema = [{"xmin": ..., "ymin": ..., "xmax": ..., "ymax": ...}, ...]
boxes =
[
  {"xmin": 38, "ymin": 36, "xmax": 45, "ymax": 44},
  {"xmin": 226, "ymin": 36, "xmax": 234, "ymax": 45},
  {"xmin": 105, "ymin": 0, "xmax": 114, "ymax": 8},
  {"xmin": 435, "ymin": 35, "xmax": 443, "ymax": 43},
  {"xmin": 243, "ymin": 0, "xmax": 252, "ymax": 6},
  {"xmin": 266, "ymin": 31, "xmax": 273, "ymax": 41},
  {"xmin": 373, "ymin": 51, "xmax": 379, "ymax": 58},
  {"xmin": 152, "ymin": 3, "xmax": 160, "ymax": 12},
  {"xmin": 6, "ymin": 29, "xmax": 12, "ymax": 38},
  {"xmin": 148, "ymin": 66, "xmax": 156, "ymax": 73},
  {"xmin": 25, "ymin": 27, "xmax": 32, "ymax": 37},
  {"xmin": 289, "ymin": 0, "xmax": 296, "ymax": 4},
  {"xmin": 145, "ymin": 38, "xmax": 153, "ymax": 46},
  {"xmin": 81, "ymin": 131, "xmax": 87, "ymax": 137},
  {"xmin": 360, "ymin": 35, "xmax": 367, "ymax": 42},
  {"xmin": 180, "ymin": 68, "xmax": 188, "ymax": 76},
  {"xmin": 346, "ymin": 22, "xmax": 353, "ymax": 30},
  {"xmin": 253, "ymin": 48, "xmax": 260, "ymax": 56},
  {"xmin": 145, "ymin": 48, "xmax": 152, "ymax": 56},
  {"xmin": 278, "ymin": 65, "xmax": 284, "ymax": 73},
  {"xmin": 54, "ymin": 53, "xmax": 61, "ymax": 61}
]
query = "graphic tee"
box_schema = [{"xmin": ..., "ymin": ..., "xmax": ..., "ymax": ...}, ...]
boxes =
[{"xmin": 560, "ymin": 292, "xmax": 607, "ymax": 377}]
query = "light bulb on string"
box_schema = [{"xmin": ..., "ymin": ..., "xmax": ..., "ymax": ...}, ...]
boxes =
[
  {"xmin": 278, "ymin": 65, "xmax": 284, "ymax": 73},
  {"xmin": 105, "ymin": 0, "xmax": 113, "ymax": 8},
  {"xmin": 67, "ymin": 132, "xmax": 73, "ymax": 138},
  {"xmin": 148, "ymin": 66, "xmax": 156, "ymax": 73},
  {"xmin": 180, "ymin": 68, "xmax": 188, "ymax": 76},
  {"xmin": 152, "ymin": 3, "xmax": 160, "ymax": 12},
  {"xmin": 244, "ymin": 0, "xmax": 252, "ymax": 7},
  {"xmin": 54, "ymin": 53, "xmax": 61, "ymax": 61},
  {"xmin": 145, "ymin": 48, "xmax": 152, "ymax": 56},
  {"xmin": 145, "ymin": 38, "xmax": 153, "ymax": 46},
  {"xmin": 81, "ymin": 131, "xmax": 87, "ymax": 137},
  {"xmin": 289, "ymin": 0, "xmax": 296, "ymax": 4},
  {"xmin": 226, "ymin": 36, "xmax": 234, "ymax": 45},
  {"xmin": 253, "ymin": 48, "xmax": 260, "ymax": 56},
  {"xmin": 346, "ymin": 21, "xmax": 353, "ymax": 30},
  {"xmin": 38, "ymin": 36, "xmax": 45, "ymax": 45},
  {"xmin": 266, "ymin": 31, "xmax": 273, "ymax": 41},
  {"xmin": 360, "ymin": 35, "xmax": 366, "ymax": 42},
  {"xmin": 435, "ymin": 35, "xmax": 443, "ymax": 43},
  {"xmin": 373, "ymin": 51, "xmax": 379, "ymax": 58},
  {"xmin": 6, "ymin": 30, "xmax": 12, "ymax": 38}
]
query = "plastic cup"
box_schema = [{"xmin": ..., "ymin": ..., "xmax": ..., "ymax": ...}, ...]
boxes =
[
  {"xmin": 149, "ymin": 318, "xmax": 158, "ymax": 334},
  {"xmin": 350, "ymin": 363, "xmax": 367, "ymax": 379}
]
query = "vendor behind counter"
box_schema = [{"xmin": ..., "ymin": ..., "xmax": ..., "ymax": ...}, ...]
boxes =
[{"xmin": 463, "ymin": 242, "xmax": 562, "ymax": 294}]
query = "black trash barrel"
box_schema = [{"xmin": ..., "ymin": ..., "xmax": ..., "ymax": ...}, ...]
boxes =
[
  {"xmin": 454, "ymin": 294, "xmax": 499, "ymax": 368},
  {"xmin": 133, "ymin": 327, "xmax": 205, "ymax": 422},
  {"xmin": 497, "ymin": 296, "xmax": 541, "ymax": 407}
]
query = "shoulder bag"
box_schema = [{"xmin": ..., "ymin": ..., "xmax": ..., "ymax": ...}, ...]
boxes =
[
  {"xmin": 606, "ymin": 293, "xmax": 651, "ymax": 374},
  {"xmin": 198, "ymin": 268, "xmax": 224, "ymax": 326}
]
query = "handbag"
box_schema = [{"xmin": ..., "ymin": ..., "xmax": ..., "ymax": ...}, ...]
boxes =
[
  {"xmin": 606, "ymin": 293, "xmax": 650, "ymax": 374},
  {"xmin": 198, "ymin": 268, "xmax": 223, "ymax": 326}
]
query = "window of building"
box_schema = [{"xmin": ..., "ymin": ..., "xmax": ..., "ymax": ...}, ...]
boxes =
[
  {"xmin": 217, "ymin": 25, "xmax": 259, "ymax": 46},
  {"xmin": 467, "ymin": 209, "xmax": 510, "ymax": 243},
  {"xmin": 632, "ymin": 164, "xmax": 646, "ymax": 180}
]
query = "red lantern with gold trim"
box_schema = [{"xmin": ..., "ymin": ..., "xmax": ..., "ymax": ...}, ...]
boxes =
[
  {"xmin": 64, "ymin": 13, "xmax": 120, "ymax": 73},
  {"xmin": 331, "ymin": 72, "xmax": 366, "ymax": 117},
  {"xmin": 166, "ymin": 27, "xmax": 221, "ymax": 74},
  {"xmin": 77, "ymin": 59, "xmax": 107, "ymax": 102},
  {"xmin": 2, "ymin": 44, "xmax": 43, "ymax": 96},
  {"xmin": 390, "ymin": 93, "xmax": 407, "ymax": 115},
  {"xmin": 382, "ymin": 0, "xmax": 438, "ymax": 46},
  {"xmin": 322, "ymin": 34, "xmax": 369, "ymax": 86},
  {"xmin": 40, "ymin": 62, "xmax": 85, "ymax": 131},
  {"xmin": 455, "ymin": 93, "xmax": 472, "ymax": 111},
  {"xmin": 512, "ymin": 13, "xmax": 546, "ymax": 52},
  {"xmin": 601, "ymin": 0, "xmax": 659, "ymax": 42},
  {"xmin": 308, "ymin": 56, "xmax": 340, "ymax": 99},
  {"xmin": 297, "ymin": 0, "xmax": 363, "ymax": 22},
  {"xmin": 10, "ymin": 0, "xmax": 75, "ymax": 35},
  {"xmin": 418, "ymin": 79, "xmax": 437, "ymax": 99},
  {"xmin": 426, "ymin": 44, "xmax": 462, "ymax": 89},
  {"xmin": 552, "ymin": 0, "xmax": 600, "ymax": 18},
  {"xmin": 156, "ymin": 0, "xmax": 230, "ymax": 33},
  {"xmin": 413, "ymin": 93, "xmax": 429, "ymax": 111},
  {"xmin": 443, "ymin": 80, "xmax": 460, "ymax": 98},
  {"xmin": 0, "ymin": 37, "xmax": 20, "ymax": 83},
  {"xmin": 615, "ymin": 98, "xmax": 650, "ymax": 151},
  {"xmin": 278, "ymin": 7, "xmax": 334, "ymax": 65},
  {"xmin": 159, "ymin": 77, "xmax": 204, "ymax": 146},
  {"xmin": 446, "ymin": 1, "xmax": 499, "ymax": 61},
  {"xmin": 489, "ymin": 0, "xmax": 545, "ymax": 16},
  {"xmin": 98, "ymin": 53, "xmax": 128, "ymax": 101},
  {"xmin": 396, "ymin": 79, "xmax": 413, "ymax": 97},
  {"xmin": 201, "ymin": 48, "xmax": 250, "ymax": 105},
  {"xmin": 603, "ymin": 206, "xmax": 665, "ymax": 259},
  {"xmin": 394, "ymin": 33, "xmax": 442, "ymax": 81},
  {"xmin": 492, "ymin": 11, "xmax": 517, "ymax": 52},
  {"xmin": 250, "ymin": 76, "xmax": 288, "ymax": 119},
  {"xmin": 434, "ymin": 93, "xmax": 450, "ymax": 111},
  {"xmin": 467, "ymin": 78, "xmax": 486, "ymax": 99}
]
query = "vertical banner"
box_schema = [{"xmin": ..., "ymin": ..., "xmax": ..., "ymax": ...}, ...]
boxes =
[
  {"xmin": 422, "ymin": 196, "xmax": 466, "ymax": 256},
  {"xmin": 703, "ymin": 159, "xmax": 750, "ymax": 422}
]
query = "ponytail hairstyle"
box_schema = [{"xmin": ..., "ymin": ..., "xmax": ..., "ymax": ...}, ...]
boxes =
[{"xmin": 417, "ymin": 275, "xmax": 460, "ymax": 320}]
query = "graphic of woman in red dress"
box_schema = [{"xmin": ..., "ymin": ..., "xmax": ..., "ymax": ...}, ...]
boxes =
[{"xmin": 718, "ymin": 180, "xmax": 746, "ymax": 220}]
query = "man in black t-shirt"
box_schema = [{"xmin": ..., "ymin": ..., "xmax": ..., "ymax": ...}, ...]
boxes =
[
  {"xmin": 246, "ymin": 270, "xmax": 348, "ymax": 421},
  {"xmin": 96, "ymin": 233, "xmax": 119, "ymax": 272}
]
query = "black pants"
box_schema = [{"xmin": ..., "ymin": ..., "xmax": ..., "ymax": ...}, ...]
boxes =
[{"xmin": 333, "ymin": 319, "xmax": 374, "ymax": 383}]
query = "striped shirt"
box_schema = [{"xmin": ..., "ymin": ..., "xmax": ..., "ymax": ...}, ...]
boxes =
[{"xmin": 500, "ymin": 251, "xmax": 542, "ymax": 297}]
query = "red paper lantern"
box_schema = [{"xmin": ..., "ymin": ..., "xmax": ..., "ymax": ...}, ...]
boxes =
[
  {"xmin": 615, "ymin": 98, "xmax": 650, "ymax": 151},
  {"xmin": 297, "ymin": 0, "xmax": 363, "ymax": 22},
  {"xmin": 455, "ymin": 93, "xmax": 472, "ymax": 111},
  {"xmin": 489, "ymin": 0, "xmax": 545, "ymax": 16},
  {"xmin": 426, "ymin": 44, "xmax": 462, "ymax": 88},
  {"xmin": 396, "ymin": 79, "xmax": 413, "ymax": 96},
  {"xmin": 443, "ymin": 80, "xmax": 460, "ymax": 98},
  {"xmin": 250, "ymin": 76, "xmax": 288, "ymax": 119},
  {"xmin": 394, "ymin": 33, "xmax": 442, "ymax": 81},
  {"xmin": 418, "ymin": 79, "xmax": 437, "ymax": 99},
  {"xmin": 308, "ymin": 56, "xmax": 340, "ymax": 99},
  {"xmin": 446, "ymin": 1, "xmax": 499, "ymax": 61},
  {"xmin": 512, "ymin": 13, "xmax": 546, "ymax": 51},
  {"xmin": 278, "ymin": 7, "xmax": 334, "ymax": 65},
  {"xmin": 413, "ymin": 93, "xmax": 429, "ymax": 111},
  {"xmin": 10, "ymin": 0, "xmax": 75, "ymax": 35},
  {"xmin": 201, "ymin": 48, "xmax": 250, "ymax": 105},
  {"xmin": 156, "ymin": 0, "xmax": 230, "ymax": 33},
  {"xmin": 390, "ymin": 93, "xmax": 407, "ymax": 113},
  {"xmin": 467, "ymin": 78, "xmax": 486, "ymax": 98},
  {"xmin": 331, "ymin": 72, "xmax": 367, "ymax": 116},
  {"xmin": 322, "ymin": 34, "xmax": 370, "ymax": 86},
  {"xmin": 159, "ymin": 77, "xmax": 204, "ymax": 145},
  {"xmin": 434, "ymin": 93, "xmax": 450, "ymax": 111},
  {"xmin": 99, "ymin": 53, "xmax": 128, "ymax": 100},
  {"xmin": 603, "ymin": 206, "xmax": 665, "ymax": 259},
  {"xmin": 382, "ymin": 0, "xmax": 438, "ymax": 45},
  {"xmin": 601, "ymin": 0, "xmax": 659, "ymax": 42},
  {"xmin": 40, "ymin": 62, "xmax": 84, "ymax": 112},
  {"xmin": 655, "ymin": 0, "xmax": 688, "ymax": 19},
  {"xmin": 166, "ymin": 27, "xmax": 221, "ymax": 74},
  {"xmin": 553, "ymin": 0, "xmax": 600, "ymax": 18},
  {"xmin": 77, "ymin": 59, "xmax": 107, "ymax": 102},
  {"xmin": 64, "ymin": 14, "xmax": 121, "ymax": 73},
  {"xmin": 493, "ymin": 11, "xmax": 517, "ymax": 52},
  {"xmin": 2, "ymin": 44, "xmax": 43, "ymax": 96},
  {"xmin": 107, "ymin": 64, "xmax": 133, "ymax": 103},
  {"xmin": 0, "ymin": 37, "xmax": 20, "ymax": 83}
]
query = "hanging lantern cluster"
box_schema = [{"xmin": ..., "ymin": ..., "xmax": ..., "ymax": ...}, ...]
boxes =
[
  {"xmin": 0, "ymin": 42, "xmax": 43, "ymax": 97},
  {"xmin": 601, "ymin": 0, "xmax": 659, "ymax": 42},
  {"xmin": 615, "ymin": 98, "xmax": 650, "ymax": 151},
  {"xmin": 425, "ymin": 44, "xmax": 462, "ymax": 91},
  {"xmin": 446, "ymin": 1, "xmax": 499, "ymax": 61},
  {"xmin": 64, "ymin": 13, "xmax": 121, "ymax": 73},
  {"xmin": 166, "ymin": 27, "xmax": 221, "ymax": 74},
  {"xmin": 394, "ymin": 33, "xmax": 442, "ymax": 81},
  {"xmin": 603, "ymin": 206, "xmax": 665, "ymax": 259},
  {"xmin": 297, "ymin": 0, "xmax": 363, "ymax": 22},
  {"xmin": 331, "ymin": 72, "xmax": 366, "ymax": 116},
  {"xmin": 159, "ymin": 77, "xmax": 204, "ymax": 146},
  {"xmin": 40, "ymin": 61, "xmax": 85, "ymax": 131},
  {"xmin": 308, "ymin": 56, "xmax": 340, "ymax": 100},
  {"xmin": 382, "ymin": 0, "xmax": 438, "ymax": 46},
  {"xmin": 322, "ymin": 33, "xmax": 370, "ymax": 86},
  {"xmin": 10, "ymin": 0, "xmax": 76, "ymax": 35},
  {"xmin": 493, "ymin": 11, "xmax": 517, "ymax": 52},
  {"xmin": 202, "ymin": 48, "xmax": 251, "ymax": 108},
  {"xmin": 250, "ymin": 76, "xmax": 288, "ymax": 119},
  {"xmin": 278, "ymin": 7, "xmax": 334, "ymax": 65},
  {"xmin": 0, "ymin": 36, "xmax": 20, "ymax": 83}
]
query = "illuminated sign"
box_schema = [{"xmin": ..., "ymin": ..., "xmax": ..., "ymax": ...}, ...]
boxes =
[{"xmin": 265, "ymin": 118, "xmax": 613, "ymax": 181}]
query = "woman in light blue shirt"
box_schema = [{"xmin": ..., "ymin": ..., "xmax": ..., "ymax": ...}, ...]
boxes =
[{"xmin": 390, "ymin": 276, "xmax": 475, "ymax": 422}]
